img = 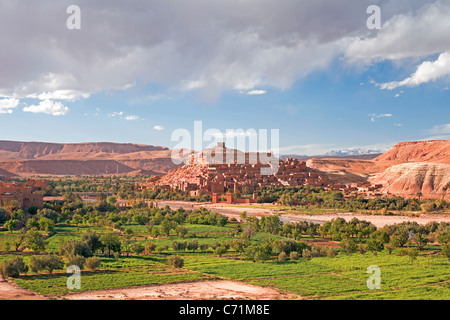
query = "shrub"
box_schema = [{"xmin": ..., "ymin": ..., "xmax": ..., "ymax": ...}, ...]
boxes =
[
  {"xmin": 290, "ymin": 251, "xmax": 299, "ymax": 260},
  {"xmin": 340, "ymin": 238, "xmax": 357, "ymax": 255},
  {"xmin": 85, "ymin": 257, "xmax": 101, "ymax": 270},
  {"xmin": 29, "ymin": 256, "xmax": 45, "ymax": 273},
  {"xmin": 168, "ymin": 255, "xmax": 184, "ymax": 268},
  {"xmin": 385, "ymin": 244, "xmax": 395, "ymax": 255},
  {"xmin": 302, "ymin": 245, "xmax": 338, "ymax": 259},
  {"xmin": 144, "ymin": 242, "xmax": 156, "ymax": 255},
  {"xmin": 278, "ymin": 251, "xmax": 287, "ymax": 262},
  {"xmin": 441, "ymin": 244, "xmax": 450, "ymax": 261},
  {"xmin": 131, "ymin": 243, "xmax": 145, "ymax": 255},
  {"xmin": 357, "ymin": 244, "xmax": 368, "ymax": 254},
  {"xmin": 67, "ymin": 254, "xmax": 86, "ymax": 270},
  {"xmin": 59, "ymin": 240, "xmax": 92, "ymax": 258},
  {"xmin": 0, "ymin": 257, "xmax": 28, "ymax": 278},
  {"xmin": 40, "ymin": 255, "xmax": 64, "ymax": 274}
]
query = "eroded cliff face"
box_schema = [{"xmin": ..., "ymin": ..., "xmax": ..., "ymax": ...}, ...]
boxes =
[
  {"xmin": 306, "ymin": 140, "xmax": 450, "ymax": 199},
  {"xmin": 374, "ymin": 140, "xmax": 450, "ymax": 163},
  {"xmin": 0, "ymin": 141, "xmax": 179, "ymax": 177},
  {"xmin": 369, "ymin": 162, "xmax": 450, "ymax": 200}
]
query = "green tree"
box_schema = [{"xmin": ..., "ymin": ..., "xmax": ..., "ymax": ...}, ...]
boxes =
[
  {"xmin": 144, "ymin": 242, "xmax": 156, "ymax": 255},
  {"xmin": 25, "ymin": 229, "xmax": 46, "ymax": 253},
  {"xmin": 4, "ymin": 220, "xmax": 17, "ymax": 233},
  {"xmin": 187, "ymin": 240, "xmax": 199, "ymax": 252},
  {"xmin": 406, "ymin": 247, "xmax": 419, "ymax": 265},
  {"xmin": 214, "ymin": 245, "xmax": 228, "ymax": 257},
  {"xmin": 38, "ymin": 217, "xmax": 55, "ymax": 232},
  {"xmin": 391, "ymin": 229, "xmax": 409, "ymax": 248},
  {"xmin": 40, "ymin": 255, "xmax": 64, "ymax": 274},
  {"xmin": 99, "ymin": 232, "xmax": 121, "ymax": 256},
  {"xmin": 85, "ymin": 257, "xmax": 101, "ymax": 270},
  {"xmin": 411, "ymin": 230, "xmax": 429, "ymax": 251},
  {"xmin": 168, "ymin": 255, "xmax": 184, "ymax": 268},
  {"xmin": 340, "ymin": 237, "xmax": 358, "ymax": 255},
  {"xmin": 367, "ymin": 239, "xmax": 384, "ymax": 255},
  {"xmin": 441, "ymin": 244, "xmax": 450, "ymax": 261},
  {"xmin": 160, "ymin": 218, "xmax": 175, "ymax": 236},
  {"xmin": 176, "ymin": 226, "xmax": 188, "ymax": 238},
  {"xmin": 131, "ymin": 243, "xmax": 145, "ymax": 255},
  {"xmin": 81, "ymin": 230, "xmax": 103, "ymax": 254},
  {"xmin": 278, "ymin": 251, "xmax": 287, "ymax": 262},
  {"xmin": 67, "ymin": 254, "xmax": 86, "ymax": 269},
  {"xmin": 12, "ymin": 229, "xmax": 27, "ymax": 252},
  {"xmin": 0, "ymin": 257, "xmax": 28, "ymax": 278}
]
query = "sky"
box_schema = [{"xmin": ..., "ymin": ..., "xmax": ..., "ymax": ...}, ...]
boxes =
[{"xmin": 0, "ymin": 0, "xmax": 449, "ymax": 155}]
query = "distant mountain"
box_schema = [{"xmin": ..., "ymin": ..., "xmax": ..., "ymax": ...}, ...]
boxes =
[
  {"xmin": 280, "ymin": 152, "xmax": 382, "ymax": 161},
  {"xmin": 0, "ymin": 140, "xmax": 181, "ymax": 177},
  {"xmin": 325, "ymin": 147, "xmax": 388, "ymax": 157}
]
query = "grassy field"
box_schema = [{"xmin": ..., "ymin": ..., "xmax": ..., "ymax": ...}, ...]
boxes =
[
  {"xmin": 244, "ymin": 252, "xmax": 450, "ymax": 299},
  {"xmin": 1, "ymin": 221, "xmax": 449, "ymax": 299}
]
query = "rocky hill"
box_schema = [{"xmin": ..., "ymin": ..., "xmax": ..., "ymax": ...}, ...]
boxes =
[
  {"xmin": 374, "ymin": 140, "xmax": 450, "ymax": 163},
  {"xmin": 305, "ymin": 140, "xmax": 450, "ymax": 199},
  {"xmin": 369, "ymin": 162, "xmax": 450, "ymax": 200},
  {"xmin": 0, "ymin": 141, "xmax": 180, "ymax": 177}
]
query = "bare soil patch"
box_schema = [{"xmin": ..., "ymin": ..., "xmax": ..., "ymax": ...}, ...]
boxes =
[
  {"xmin": 61, "ymin": 280, "xmax": 297, "ymax": 300},
  {"xmin": 0, "ymin": 276, "xmax": 48, "ymax": 300}
]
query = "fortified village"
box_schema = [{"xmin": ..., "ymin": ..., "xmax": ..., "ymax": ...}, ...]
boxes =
[{"xmin": 139, "ymin": 143, "xmax": 382, "ymax": 203}]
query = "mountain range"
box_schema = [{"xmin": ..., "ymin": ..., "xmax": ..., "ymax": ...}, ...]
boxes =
[{"xmin": 0, "ymin": 139, "xmax": 448, "ymax": 200}]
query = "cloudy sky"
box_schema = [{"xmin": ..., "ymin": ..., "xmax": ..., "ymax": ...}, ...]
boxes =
[{"xmin": 0, "ymin": 0, "xmax": 449, "ymax": 155}]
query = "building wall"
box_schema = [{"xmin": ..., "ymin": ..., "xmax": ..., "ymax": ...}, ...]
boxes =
[{"xmin": 0, "ymin": 181, "xmax": 44, "ymax": 210}]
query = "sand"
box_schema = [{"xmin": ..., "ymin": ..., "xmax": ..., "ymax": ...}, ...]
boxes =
[{"xmin": 61, "ymin": 280, "xmax": 295, "ymax": 300}]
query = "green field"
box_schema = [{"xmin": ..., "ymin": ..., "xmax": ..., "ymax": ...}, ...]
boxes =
[{"xmin": 1, "ymin": 220, "xmax": 449, "ymax": 299}]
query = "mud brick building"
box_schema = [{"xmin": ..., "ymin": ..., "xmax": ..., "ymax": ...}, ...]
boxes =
[
  {"xmin": 140, "ymin": 143, "xmax": 332, "ymax": 196},
  {"xmin": 0, "ymin": 180, "xmax": 45, "ymax": 210}
]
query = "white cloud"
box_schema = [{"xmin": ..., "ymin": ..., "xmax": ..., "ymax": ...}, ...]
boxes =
[
  {"xmin": 246, "ymin": 90, "xmax": 266, "ymax": 95},
  {"xmin": 124, "ymin": 115, "xmax": 140, "ymax": 121},
  {"xmin": 0, "ymin": 1, "xmax": 449, "ymax": 102},
  {"xmin": 379, "ymin": 51, "xmax": 450, "ymax": 90},
  {"xmin": 428, "ymin": 123, "xmax": 450, "ymax": 135},
  {"xmin": 345, "ymin": 2, "xmax": 450, "ymax": 62},
  {"xmin": 0, "ymin": 98, "xmax": 19, "ymax": 114},
  {"xmin": 368, "ymin": 113, "xmax": 393, "ymax": 122},
  {"xmin": 109, "ymin": 111, "xmax": 124, "ymax": 117},
  {"xmin": 23, "ymin": 99, "xmax": 69, "ymax": 116},
  {"xmin": 153, "ymin": 125, "xmax": 165, "ymax": 131}
]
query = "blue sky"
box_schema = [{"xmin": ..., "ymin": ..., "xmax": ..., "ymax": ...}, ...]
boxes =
[{"xmin": 0, "ymin": 1, "xmax": 449, "ymax": 155}]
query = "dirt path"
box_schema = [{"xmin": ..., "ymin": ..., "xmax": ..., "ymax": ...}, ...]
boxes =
[
  {"xmin": 0, "ymin": 276, "xmax": 48, "ymax": 300},
  {"xmin": 61, "ymin": 280, "xmax": 297, "ymax": 300}
]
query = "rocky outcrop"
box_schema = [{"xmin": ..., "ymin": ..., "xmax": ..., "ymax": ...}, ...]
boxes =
[
  {"xmin": 0, "ymin": 141, "xmax": 180, "ymax": 176},
  {"xmin": 369, "ymin": 162, "xmax": 450, "ymax": 200},
  {"xmin": 374, "ymin": 140, "xmax": 450, "ymax": 163}
]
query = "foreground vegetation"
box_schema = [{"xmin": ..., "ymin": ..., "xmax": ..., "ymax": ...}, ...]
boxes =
[{"xmin": 0, "ymin": 186, "xmax": 449, "ymax": 299}]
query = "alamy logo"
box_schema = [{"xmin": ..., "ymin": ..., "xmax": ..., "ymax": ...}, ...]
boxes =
[
  {"xmin": 67, "ymin": 265, "xmax": 81, "ymax": 290},
  {"xmin": 66, "ymin": 5, "xmax": 81, "ymax": 30},
  {"xmin": 366, "ymin": 265, "xmax": 381, "ymax": 289},
  {"xmin": 367, "ymin": 5, "xmax": 381, "ymax": 30}
]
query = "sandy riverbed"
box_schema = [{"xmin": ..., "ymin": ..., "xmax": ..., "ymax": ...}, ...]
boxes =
[
  {"xmin": 61, "ymin": 280, "xmax": 295, "ymax": 300},
  {"xmin": 158, "ymin": 201, "xmax": 450, "ymax": 228},
  {"xmin": 0, "ymin": 276, "xmax": 47, "ymax": 300}
]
